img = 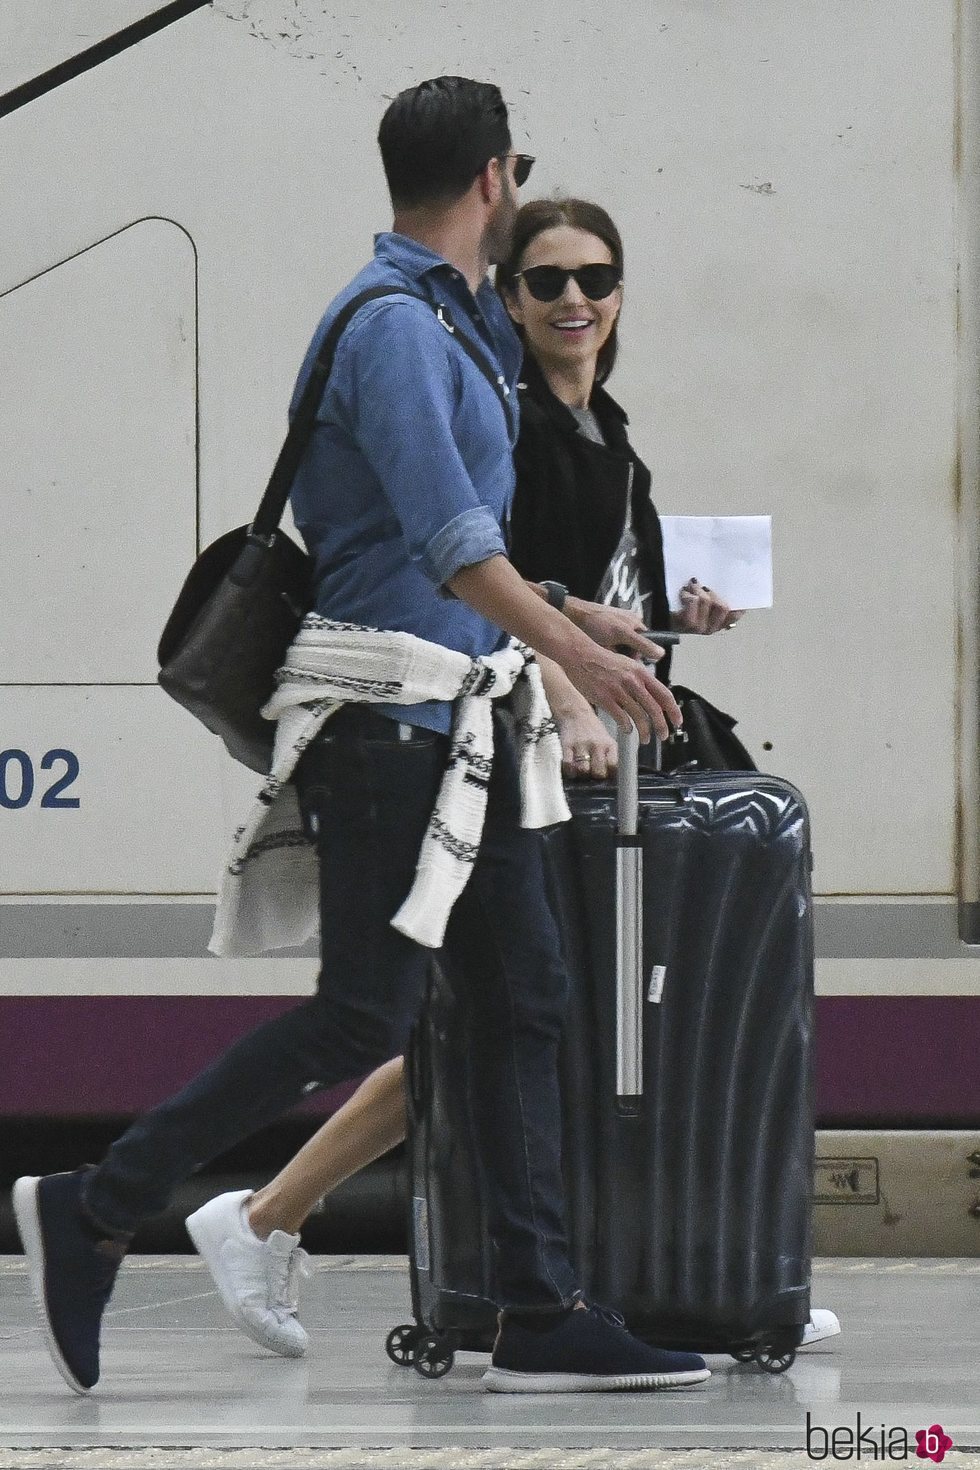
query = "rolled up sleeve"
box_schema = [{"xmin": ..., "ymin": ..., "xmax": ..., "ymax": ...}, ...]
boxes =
[
  {"xmin": 327, "ymin": 300, "xmax": 509, "ymax": 586},
  {"xmin": 422, "ymin": 507, "xmax": 507, "ymax": 586}
]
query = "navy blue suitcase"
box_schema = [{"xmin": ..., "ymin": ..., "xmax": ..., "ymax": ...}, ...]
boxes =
[{"xmin": 390, "ymin": 726, "xmax": 814, "ymax": 1378}]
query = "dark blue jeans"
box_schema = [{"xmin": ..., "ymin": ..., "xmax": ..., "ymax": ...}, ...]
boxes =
[{"xmin": 84, "ymin": 705, "xmax": 579, "ymax": 1311}]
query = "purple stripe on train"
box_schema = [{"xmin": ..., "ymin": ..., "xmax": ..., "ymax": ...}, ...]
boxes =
[{"xmin": 1, "ymin": 996, "xmax": 977, "ymax": 1122}]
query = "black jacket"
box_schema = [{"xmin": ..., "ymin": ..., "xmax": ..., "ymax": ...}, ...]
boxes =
[{"xmin": 507, "ymin": 354, "xmax": 672, "ymax": 674}]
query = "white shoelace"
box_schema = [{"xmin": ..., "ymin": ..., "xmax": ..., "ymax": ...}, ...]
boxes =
[{"xmin": 268, "ymin": 1245, "xmax": 312, "ymax": 1322}]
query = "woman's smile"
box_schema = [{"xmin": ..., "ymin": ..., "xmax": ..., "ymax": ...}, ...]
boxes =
[{"xmin": 550, "ymin": 316, "xmax": 596, "ymax": 338}]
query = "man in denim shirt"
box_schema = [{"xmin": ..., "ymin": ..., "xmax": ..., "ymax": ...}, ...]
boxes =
[
  {"xmin": 17, "ymin": 77, "xmax": 707, "ymax": 1396},
  {"xmin": 289, "ymin": 225, "xmax": 522, "ymax": 735}
]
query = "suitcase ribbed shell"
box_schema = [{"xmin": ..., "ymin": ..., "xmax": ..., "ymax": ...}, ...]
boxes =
[{"xmin": 408, "ymin": 771, "xmax": 814, "ymax": 1355}]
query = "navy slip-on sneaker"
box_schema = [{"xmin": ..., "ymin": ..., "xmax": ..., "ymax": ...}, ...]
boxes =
[
  {"xmin": 13, "ymin": 1170, "xmax": 127, "ymax": 1394},
  {"xmin": 483, "ymin": 1304, "xmax": 710, "ymax": 1394}
]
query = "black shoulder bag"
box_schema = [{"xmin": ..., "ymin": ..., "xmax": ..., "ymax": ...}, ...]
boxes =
[
  {"xmin": 157, "ymin": 287, "xmax": 512, "ymax": 773},
  {"xmin": 660, "ymin": 684, "xmax": 758, "ymax": 772}
]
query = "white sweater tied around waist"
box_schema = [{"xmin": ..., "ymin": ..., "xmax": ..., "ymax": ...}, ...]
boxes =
[{"xmin": 209, "ymin": 614, "xmax": 570, "ymax": 956}]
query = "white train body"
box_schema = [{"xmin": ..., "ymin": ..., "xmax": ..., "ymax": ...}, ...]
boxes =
[{"xmin": 1, "ymin": 1, "xmax": 978, "ymax": 1247}]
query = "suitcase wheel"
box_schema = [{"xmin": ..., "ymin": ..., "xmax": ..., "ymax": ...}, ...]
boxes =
[
  {"xmin": 413, "ymin": 1331, "xmax": 457, "ymax": 1379},
  {"xmin": 730, "ymin": 1346, "xmax": 757, "ymax": 1363},
  {"xmin": 754, "ymin": 1334, "xmax": 798, "ymax": 1375},
  {"xmin": 385, "ymin": 1324, "xmax": 425, "ymax": 1367}
]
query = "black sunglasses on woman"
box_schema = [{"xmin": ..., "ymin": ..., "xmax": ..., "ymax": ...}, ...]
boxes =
[{"xmin": 511, "ymin": 263, "xmax": 622, "ymax": 302}]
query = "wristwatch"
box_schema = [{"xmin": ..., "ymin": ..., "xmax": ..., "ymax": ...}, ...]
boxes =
[{"xmin": 540, "ymin": 580, "xmax": 569, "ymax": 613}]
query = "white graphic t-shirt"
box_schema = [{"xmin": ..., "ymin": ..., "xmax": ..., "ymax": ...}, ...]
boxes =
[
  {"xmin": 569, "ymin": 405, "xmax": 662, "ymax": 757},
  {"xmin": 568, "ymin": 406, "xmax": 655, "ymax": 627}
]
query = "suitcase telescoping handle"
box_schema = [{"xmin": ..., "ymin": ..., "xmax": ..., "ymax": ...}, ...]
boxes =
[{"xmin": 616, "ymin": 630, "xmax": 678, "ymax": 1109}]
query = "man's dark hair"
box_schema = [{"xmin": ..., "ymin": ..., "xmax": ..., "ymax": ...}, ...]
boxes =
[{"xmin": 378, "ymin": 76, "xmax": 511, "ymax": 211}]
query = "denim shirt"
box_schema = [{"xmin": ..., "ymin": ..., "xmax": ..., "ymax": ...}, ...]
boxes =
[{"xmin": 289, "ymin": 233, "xmax": 523, "ymax": 733}]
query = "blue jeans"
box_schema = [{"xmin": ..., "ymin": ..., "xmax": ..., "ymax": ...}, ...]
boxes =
[{"xmin": 84, "ymin": 705, "xmax": 579, "ymax": 1311}]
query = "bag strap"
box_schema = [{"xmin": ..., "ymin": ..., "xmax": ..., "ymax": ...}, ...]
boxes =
[
  {"xmin": 251, "ymin": 287, "xmax": 511, "ymax": 540},
  {"xmin": 251, "ymin": 286, "xmax": 413, "ymax": 539},
  {"xmin": 430, "ymin": 301, "xmax": 513, "ymax": 419}
]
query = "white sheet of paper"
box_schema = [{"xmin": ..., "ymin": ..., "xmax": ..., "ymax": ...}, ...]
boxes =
[{"xmin": 659, "ymin": 515, "xmax": 773, "ymax": 612}]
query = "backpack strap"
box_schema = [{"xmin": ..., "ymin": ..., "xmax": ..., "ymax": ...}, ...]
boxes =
[
  {"xmin": 251, "ymin": 288, "xmax": 512, "ymax": 540},
  {"xmin": 251, "ymin": 286, "xmax": 418, "ymax": 539},
  {"xmin": 431, "ymin": 302, "xmax": 513, "ymax": 418}
]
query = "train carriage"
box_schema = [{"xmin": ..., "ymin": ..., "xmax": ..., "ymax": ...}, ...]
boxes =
[{"xmin": 2, "ymin": 0, "xmax": 979, "ymax": 1255}]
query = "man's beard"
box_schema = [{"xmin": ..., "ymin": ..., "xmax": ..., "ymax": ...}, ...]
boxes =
[{"xmin": 483, "ymin": 178, "xmax": 519, "ymax": 265}]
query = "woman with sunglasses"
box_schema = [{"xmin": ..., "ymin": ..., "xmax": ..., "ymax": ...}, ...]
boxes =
[
  {"xmin": 186, "ymin": 198, "xmax": 839, "ymax": 1362},
  {"xmin": 496, "ymin": 196, "xmax": 740, "ymax": 782}
]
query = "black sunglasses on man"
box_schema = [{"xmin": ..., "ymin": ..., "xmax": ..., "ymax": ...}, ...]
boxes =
[{"xmin": 503, "ymin": 153, "xmax": 535, "ymax": 187}]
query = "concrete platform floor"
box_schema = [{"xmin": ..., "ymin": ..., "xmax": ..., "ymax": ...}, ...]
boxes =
[{"xmin": 1, "ymin": 1256, "xmax": 978, "ymax": 1467}]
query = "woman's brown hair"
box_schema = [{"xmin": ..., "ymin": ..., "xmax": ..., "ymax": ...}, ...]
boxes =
[{"xmin": 495, "ymin": 197, "xmax": 624, "ymax": 385}]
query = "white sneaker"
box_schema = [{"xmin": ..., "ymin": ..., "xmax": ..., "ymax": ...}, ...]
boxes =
[
  {"xmin": 185, "ymin": 1190, "xmax": 311, "ymax": 1358},
  {"xmin": 801, "ymin": 1308, "xmax": 841, "ymax": 1347}
]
